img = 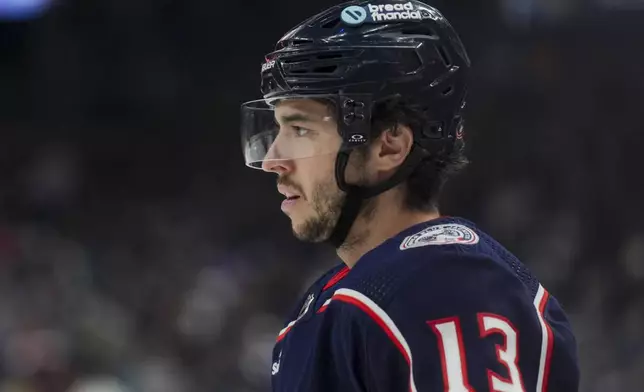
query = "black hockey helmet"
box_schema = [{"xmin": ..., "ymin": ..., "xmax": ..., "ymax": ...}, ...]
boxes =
[{"xmin": 241, "ymin": 0, "xmax": 471, "ymax": 247}]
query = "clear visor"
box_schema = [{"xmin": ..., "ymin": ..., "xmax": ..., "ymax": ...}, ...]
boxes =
[{"xmin": 241, "ymin": 95, "xmax": 341, "ymax": 169}]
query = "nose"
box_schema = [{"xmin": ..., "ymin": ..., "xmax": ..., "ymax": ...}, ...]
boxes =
[
  {"xmin": 261, "ymin": 142, "xmax": 294, "ymax": 174},
  {"xmin": 261, "ymin": 158, "xmax": 294, "ymax": 175}
]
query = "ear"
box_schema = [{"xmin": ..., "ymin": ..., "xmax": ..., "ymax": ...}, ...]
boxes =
[{"xmin": 369, "ymin": 124, "xmax": 414, "ymax": 175}]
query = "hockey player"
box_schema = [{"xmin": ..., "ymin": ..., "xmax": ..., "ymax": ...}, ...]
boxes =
[{"xmin": 240, "ymin": 1, "xmax": 580, "ymax": 391}]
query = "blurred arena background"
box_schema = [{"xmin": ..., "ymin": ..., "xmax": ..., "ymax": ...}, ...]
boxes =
[{"xmin": 0, "ymin": 0, "xmax": 643, "ymax": 391}]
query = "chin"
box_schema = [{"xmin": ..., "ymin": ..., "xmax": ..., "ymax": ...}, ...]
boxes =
[
  {"xmin": 291, "ymin": 220, "xmax": 331, "ymax": 244},
  {"xmin": 290, "ymin": 222, "xmax": 311, "ymax": 241},
  {"xmin": 292, "ymin": 230, "xmax": 327, "ymax": 243}
]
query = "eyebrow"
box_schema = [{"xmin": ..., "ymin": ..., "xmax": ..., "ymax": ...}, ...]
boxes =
[{"xmin": 278, "ymin": 113, "xmax": 316, "ymax": 124}]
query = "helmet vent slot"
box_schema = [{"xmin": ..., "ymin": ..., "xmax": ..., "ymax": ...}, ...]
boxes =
[
  {"xmin": 316, "ymin": 52, "xmax": 345, "ymax": 60},
  {"xmin": 321, "ymin": 17, "xmax": 341, "ymax": 29},
  {"xmin": 292, "ymin": 38, "xmax": 313, "ymax": 46},
  {"xmin": 399, "ymin": 26, "xmax": 438, "ymax": 39},
  {"xmin": 436, "ymin": 45, "xmax": 452, "ymax": 67},
  {"xmin": 276, "ymin": 38, "xmax": 314, "ymax": 50},
  {"xmin": 289, "ymin": 65, "xmax": 338, "ymax": 74},
  {"xmin": 283, "ymin": 38, "xmax": 314, "ymax": 48}
]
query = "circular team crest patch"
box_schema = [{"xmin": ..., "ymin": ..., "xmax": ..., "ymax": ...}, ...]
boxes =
[{"xmin": 399, "ymin": 224, "xmax": 480, "ymax": 250}]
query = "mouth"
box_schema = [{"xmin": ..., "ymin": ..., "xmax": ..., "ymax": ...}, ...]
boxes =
[
  {"xmin": 277, "ymin": 184, "xmax": 303, "ymax": 210},
  {"xmin": 281, "ymin": 195, "xmax": 301, "ymax": 211}
]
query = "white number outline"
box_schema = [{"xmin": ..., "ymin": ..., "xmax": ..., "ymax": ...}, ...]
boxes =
[
  {"xmin": 428, "ymin": 313, "xmax": 527, "ymax": 392},
  {"xmin": 478, "ymin": 313, "xmax": 526, "ymax": 392},
  {"xmin": 427, "ymin": 317, "xmax": 475, "ymax": 392}
]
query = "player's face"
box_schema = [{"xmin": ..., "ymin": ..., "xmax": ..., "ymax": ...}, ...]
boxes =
[{"xmin": 262, "ymin": 98, "xmax": 363, "ymax": 242}]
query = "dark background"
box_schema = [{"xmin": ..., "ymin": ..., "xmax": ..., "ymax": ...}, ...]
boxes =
[{"xmin": 0, "ymin": 0, "xmax": 643, "ymax": 391}]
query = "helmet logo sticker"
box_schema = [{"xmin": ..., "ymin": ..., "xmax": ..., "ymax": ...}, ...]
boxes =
[
  {"xmin": 340, "ymin": 2, "xmax": 438, "ymax": 26},
  {"xmin": 340, "ymin": 5, "xmax": 367, "ymax": 26},
  {"xmin": 261, "ymin": 59, "xmax": 276, "ymax": 73}
]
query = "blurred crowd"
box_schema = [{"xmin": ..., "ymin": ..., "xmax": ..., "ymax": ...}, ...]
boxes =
[{"xmin": 0, "ymin": 0, "xmax": 643, "ymax": 391}]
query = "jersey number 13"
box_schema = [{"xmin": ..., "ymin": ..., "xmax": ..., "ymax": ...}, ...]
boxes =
[{"xmin": 428, "ymin": 313, "xmax": 526, "ymax": 392}]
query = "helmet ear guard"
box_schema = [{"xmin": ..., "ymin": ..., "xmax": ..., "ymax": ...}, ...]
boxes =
[{"xmin": 339, "ymin": 95, "xmax": 372, "ymax": 148}]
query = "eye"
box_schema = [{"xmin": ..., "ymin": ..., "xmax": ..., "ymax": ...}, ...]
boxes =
[{"xmin": 292, "ymin": 126, "xmax": 310, "ymax": 137}]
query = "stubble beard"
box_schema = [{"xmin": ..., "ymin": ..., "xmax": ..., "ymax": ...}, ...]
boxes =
[
  {"xmin": 291, "ymin": 150, "xmax": 375, "ymax": 246},
  {"xmin": 293, "ymin": 179, "xmax": 345, "ymax": 243},
  {"xmin": 293, "ymin": 180, "xmax": 377, "ymax": 248}
]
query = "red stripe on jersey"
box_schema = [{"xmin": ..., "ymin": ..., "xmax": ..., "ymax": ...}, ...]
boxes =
[
  {"xmin": 333, "ymin": 290, "xmax": 417, "ymax": 392},
  {"xmin": 276, "ymin": 321, "xmax": 295, "ymax": 342},
  {"xmin": 334, "ymin": 293, "xmax": 411, "ymax": 365},
  {"xmin": 322, "ymin": 266, "xmax": 350, "ymax": 291},
  {"xmin": 536, "ymin": 287, "xmax": 555, "ymax": 392}
]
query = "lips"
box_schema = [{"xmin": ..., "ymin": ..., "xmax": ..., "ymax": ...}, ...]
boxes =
[
  {"xmin": 281, "ymin": 194, "xmax": 301, "ymax": 212},
  {"xmin": 278, "ymin": 185, "xmax": 302, "ymax": 201}
]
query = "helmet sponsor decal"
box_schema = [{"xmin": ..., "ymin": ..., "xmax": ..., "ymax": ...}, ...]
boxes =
[
  {"xmin": 340, "ymin": 2, "xmax": 439, "ymax": 26},
  {"xmin": 261, "ymin": 59, "xmax": 276, "ymax": 73},
  {"xmin": 399, "ymin": 223, "xmax": 480, "ymax": 250}
]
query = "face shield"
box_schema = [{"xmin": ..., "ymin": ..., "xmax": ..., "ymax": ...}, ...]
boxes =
[{"xmin": 240, "ymin": 94, "xmax": 348, "ymax": 169}]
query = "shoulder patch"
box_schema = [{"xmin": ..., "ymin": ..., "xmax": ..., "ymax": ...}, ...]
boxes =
[{"xmin": 400, "ymin": 223, "xmax": 480, "ymax": 250}]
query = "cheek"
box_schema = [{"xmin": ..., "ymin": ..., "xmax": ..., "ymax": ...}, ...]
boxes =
[{"xmin": 298, "ymin": 156, "xmax": 337, "ymax": 195}]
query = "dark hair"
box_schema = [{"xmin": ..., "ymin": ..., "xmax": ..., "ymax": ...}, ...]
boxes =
[
  {"xmin": 315, "ymin": 96, "xmax": 468, "ymax": 211},
  {"xmin": 369, "ymin": 97, "xmax": 469, "ymax": 212}
]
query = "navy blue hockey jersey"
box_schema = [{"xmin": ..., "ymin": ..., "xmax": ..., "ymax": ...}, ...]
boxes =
[{"xmin": 271, "ymin": 217, "xmax": 579, "ymax": 392}]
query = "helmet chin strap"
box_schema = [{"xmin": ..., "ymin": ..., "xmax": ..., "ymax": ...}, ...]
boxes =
[{"xmin": 326, "ymin": 144, "xmax": 428, "ymax": 249}]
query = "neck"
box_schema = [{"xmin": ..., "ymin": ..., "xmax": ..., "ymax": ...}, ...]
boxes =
[{"xmin": 336, "ymin": 192, "xmax": 440, "ymax": 268}]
